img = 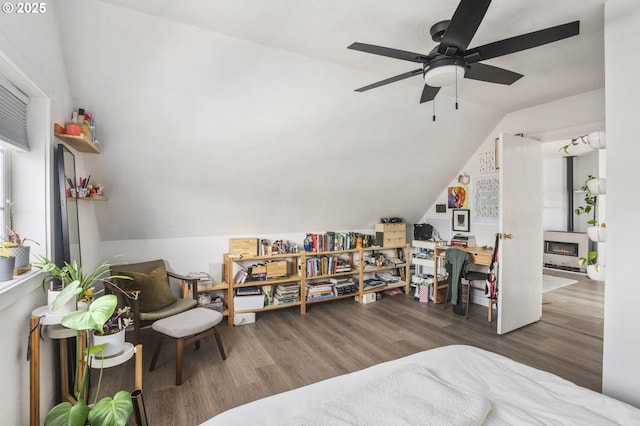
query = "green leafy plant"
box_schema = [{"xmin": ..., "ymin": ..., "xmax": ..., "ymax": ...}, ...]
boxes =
[
  {"xmin": 35, "ymin": 256, "xmax": 128, "ymax": 301},
  {"xmin": 559, "ymin": 134, "xmax": 589, "ymax": 154},
  {"xmin": 35, "ymin": 258, "xmax": 134, "ymax": 426},
  {"xmin": 575, "ymin": 175, "xmax": 597, "ymax": 216},
  {"xmin": 578, "ymin": 250, "xmax": 600, "ymax": 270}
]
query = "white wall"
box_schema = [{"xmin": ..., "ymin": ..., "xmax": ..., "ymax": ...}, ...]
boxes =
[{"xmin": 602, "ymin": 0, "xmax": 640, "ymax": 408}]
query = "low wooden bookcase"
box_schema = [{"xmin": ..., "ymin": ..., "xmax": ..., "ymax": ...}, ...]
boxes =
[{"xmin": 224, "ymin": 244, "xmax": 410, "ymax": 326}]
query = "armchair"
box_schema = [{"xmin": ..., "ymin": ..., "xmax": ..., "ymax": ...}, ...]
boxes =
[{"xmin": 106, "ymin": 259, "xmax": 199, "ymax": 345}]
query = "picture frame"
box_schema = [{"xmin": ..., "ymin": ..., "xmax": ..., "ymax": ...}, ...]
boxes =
[{"xmin": 452, "ymin": 209, "xmax": 470, "ymax": 232}]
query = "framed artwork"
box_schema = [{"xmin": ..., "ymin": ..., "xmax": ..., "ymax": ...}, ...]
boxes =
[
  {"xmin": 452, "ymin": 209, "xmax": 470, "ymax": 232},
  {"xmin": 447, "ymin": 186, "xmax": 468, "ymax": 208}
]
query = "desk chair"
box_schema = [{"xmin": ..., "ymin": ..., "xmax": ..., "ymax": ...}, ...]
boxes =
[{"xmin": 444, "ymin": 249, "xmax": 489, "ymax": 319}]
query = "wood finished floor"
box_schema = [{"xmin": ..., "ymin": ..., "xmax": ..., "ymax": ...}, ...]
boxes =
[{"xmin": 95, "ymin": 270, "xmax": 603, "ymax": 426}]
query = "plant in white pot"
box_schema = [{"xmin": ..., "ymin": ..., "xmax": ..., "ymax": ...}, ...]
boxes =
[
  {"xmin": 35, "ymin": 257, "xmax": 135, "ymax": 426},
  {"xmin": 579, "ymin": 251, "xmax": 606, "ymax": 281},
  {"xmin": 92, "ymin": 306, "xmax": 133, "ymax": 358},
  {"xmin": 36, "ymin": 257, "xmax": 128, "ymax": 313},
  {"xmin": 586, "ymin": 221, "xmax": 606, "ymax": 242}
]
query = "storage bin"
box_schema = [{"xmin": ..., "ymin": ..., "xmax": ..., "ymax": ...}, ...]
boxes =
[
  {"xmin": 234, "ymin": 294, "xmax": 265, "ymax": 310},
  {"xmin": 230, "ymin": 238, "xmax": 259, "ymax": 256},
  {"xmin": 233, "ymin": 313, "xmax": 256, "ymax": 326}
]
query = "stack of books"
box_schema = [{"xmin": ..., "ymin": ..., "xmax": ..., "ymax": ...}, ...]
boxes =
[
  {"xmin": 273, "ymin": 282, "xmax": 300, "ymax": 305},
  {"xmin": 235, "ymin": 286, "xmax": 261, "ymax": 296},
  {"xmin": 375, "ymin": 271, "xmax": 401, "ymax": 283},
  {"xmin": 451, "ymin": 234, "xmax": 477, "ymax": 247},
  {"xmin": 188, "ymin": 272, "xmax": 214, "ymax": 290},
  {"xmin": 306, "ymin": 280, "xmax": 335, "ymax": 301},
  {"xmin": 363, "ymin": 278, "xmax": 387, "ymax": 292},
  {"xmin": 331, "ymin": 277, "xmax": 357, "ymax": 296},
  {"xmin": 199, "ymin": 294, "xmax": 224, "ymax": 313}
]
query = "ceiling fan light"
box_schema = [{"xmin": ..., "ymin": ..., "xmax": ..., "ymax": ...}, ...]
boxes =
[{"xmin": 424, "ymin": 64, "xmax": 465, "ymax": 87}]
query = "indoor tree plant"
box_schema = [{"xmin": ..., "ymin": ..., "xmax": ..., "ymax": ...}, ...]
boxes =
[{"xmin": 35, "ymin": 257, "xmax": 135, "ymax": 426}]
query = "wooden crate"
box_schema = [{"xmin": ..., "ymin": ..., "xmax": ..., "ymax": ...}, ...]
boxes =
[
  {"xmin": 374, "ymin": 223, "xmax": 406, "ymax": 247},
  {"xmin": 266, "ymin": 260, "xmax": 288, "ymax": 278},
  {"xmin": 229, "ymin": 238, "xmax": 258, "ymax": 256}
]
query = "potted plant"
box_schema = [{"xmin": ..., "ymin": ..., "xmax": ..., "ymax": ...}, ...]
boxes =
[
  {"xmin": 559, "ymin": 131, "xmax": 606, "ymax": 153},
  {"xmin": 579, "ymin": 250, "xmax": 606, "ymax": 281},
  {"xmin": 35, "ymin": 257, "xmax": 135, "ymax": 426},
  {"xmin": 574, "ymin": 175, "xmax": 598, "ymax": 217},
  {"xmin": 0, "ymin": 199, "xmax": 39, "ymax": 269},
  {"xmin": 92, "ymin": 306, "xmax": 133, "ymax": 358},
  {"xmin": 587, "ymin": 221, "xmax": 606, "ymax": 242},
  {"xmin": 35, "ymin": 257, "xmax": 127, "ymax": 313}
]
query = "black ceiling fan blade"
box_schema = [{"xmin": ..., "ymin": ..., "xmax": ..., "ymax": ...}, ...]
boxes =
[
  {"xmin": 355, "ymin": 69, "xmax": 423, "ymax": 92},
  {"xmin": 464, "ymin": 63, "xmax": 523, "ymax": 85},
  {"xmin": 438, "ymin": 0, "xmax": 492, "ymax": 55},
  {"xmin": 465, "ymin": 21, "xmax": 580, "ymax": 63},
  {"xmin": 419, "ymin": 84, "xmax": 440, "ymax": 104},
  {"xmin": 348, "ymin": 42, "xmax": 431, "ymax": 63}
]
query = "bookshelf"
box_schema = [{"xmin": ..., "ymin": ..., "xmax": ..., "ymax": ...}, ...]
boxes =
[{"xmin": 224, "ymin": 244, "xmax": 410, "ymax": 326}]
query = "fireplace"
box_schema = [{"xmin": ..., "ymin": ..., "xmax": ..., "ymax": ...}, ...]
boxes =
[{"xmin": 543, "ymin": 231, "xmax": 589, "ymax": 271}]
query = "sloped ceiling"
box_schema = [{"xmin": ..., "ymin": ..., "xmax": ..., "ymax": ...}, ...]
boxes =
[{"xmin": 52, "ymin": 0, "xmax": 604, "ymax": 241}]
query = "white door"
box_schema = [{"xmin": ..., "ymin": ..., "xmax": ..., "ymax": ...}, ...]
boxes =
[{"xmin": 497, "ymin": 133, "xmax": 543, "ymax": 334}]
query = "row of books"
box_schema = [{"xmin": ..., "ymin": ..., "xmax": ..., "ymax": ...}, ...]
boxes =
[
  {"xmin": 304, "ymin": 232, "xmax": 365, "ymax": 252},
  {"xmin": 305, "ymin": 256, "xmax": 351, "ymax": 277},
  {"xmin": 307, "ymin": 277, "xmax": 358, "ymax": 300}
]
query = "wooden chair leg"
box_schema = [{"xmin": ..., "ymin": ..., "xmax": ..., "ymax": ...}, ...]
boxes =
[
  {"xmin": 214, "ymin": 327, "xmax": 226, "ymax": 360},
  {"xmin": 149, "ymin": 335, "xmax": 164, "ymax": 372},
  {"xmin": 176, "ymin": 338, "xmax": 184, "ymax": 386}
]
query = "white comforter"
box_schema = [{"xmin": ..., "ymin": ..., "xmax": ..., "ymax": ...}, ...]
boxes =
[{"xmin": 202, "ymin": 345, "xmax": 640, "ymax": 425}]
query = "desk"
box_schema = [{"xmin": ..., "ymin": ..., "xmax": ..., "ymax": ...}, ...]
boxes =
[{"xmin": 434, "ymin": 245, "xmax": 496, "ymax": 321}]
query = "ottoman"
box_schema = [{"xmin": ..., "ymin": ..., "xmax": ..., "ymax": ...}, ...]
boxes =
[{"xmin": 149, "ymin": 307, "xmax": 226, "ymax": 385}]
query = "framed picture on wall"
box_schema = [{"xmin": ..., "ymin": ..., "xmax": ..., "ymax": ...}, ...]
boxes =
[{"xmin": 452, "ymin": 209, "xmax": 470, "ymax": 232}]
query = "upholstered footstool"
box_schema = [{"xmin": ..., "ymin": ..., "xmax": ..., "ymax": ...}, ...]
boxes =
[{"xmin": 149, "ymin": 307, "xmax": 226, "ymax": 385}]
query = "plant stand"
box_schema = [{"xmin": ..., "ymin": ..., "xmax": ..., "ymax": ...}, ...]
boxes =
[{"xmin": 29, "ymin": 306, "xmax": 144, "ymax": 426}]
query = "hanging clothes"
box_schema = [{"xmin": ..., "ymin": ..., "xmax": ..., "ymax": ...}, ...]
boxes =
[{"xmin": 445, "ymin": 248, "xmax": 470, "ymax": 306}]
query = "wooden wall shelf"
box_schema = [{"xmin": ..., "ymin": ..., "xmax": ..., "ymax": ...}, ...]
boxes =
[{"xmin": 54, "ymin": 123, "xmax": 100, "ymax": 153}]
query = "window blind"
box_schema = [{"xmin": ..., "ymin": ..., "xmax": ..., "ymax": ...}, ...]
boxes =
[{"xmin": 0, "ymin": 74, "xmax": 29, "ymax": 151}]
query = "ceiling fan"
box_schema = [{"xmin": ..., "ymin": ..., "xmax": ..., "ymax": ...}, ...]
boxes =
[{"xmin": 348, "ymin": 0, "xmax": 580, "ymax": 105}]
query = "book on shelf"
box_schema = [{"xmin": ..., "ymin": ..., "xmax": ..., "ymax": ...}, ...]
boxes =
[
  {"xmin": 374, "ymin": 272, "xmax": 401, "ymax": 283},
  {"xmin": 233, "ymin": 268, "xmax": 248, "ymax": 284},
  {"xmin": 263, "ymin": 285, "xmax": 274, "ymax": 306},
  {"xmin": 363, "ymin": 279, "xmax": 387, "ymax": 292},
  {"xmin": 236, "ymin": 286, "xmax": 262, "ymax": 296}
]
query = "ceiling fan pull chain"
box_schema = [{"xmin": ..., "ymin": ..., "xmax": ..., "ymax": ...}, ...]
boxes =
[
  {"xmin": 455, "ymin": 68, "xmax": 459, "ymax": 110},
  {"xmin": 433, "ymin": 99, "xmax": 436, "ymax": 121}
]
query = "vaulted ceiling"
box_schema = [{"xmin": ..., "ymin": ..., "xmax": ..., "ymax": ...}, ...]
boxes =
[{"xmin": 52, "ymin": 0, "xmax": 604, "ymax": 240}]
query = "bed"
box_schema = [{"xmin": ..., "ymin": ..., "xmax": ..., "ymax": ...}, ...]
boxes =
[{"xmin": 202, "ymin": 345, "xmax": 640, "ymax": 425}]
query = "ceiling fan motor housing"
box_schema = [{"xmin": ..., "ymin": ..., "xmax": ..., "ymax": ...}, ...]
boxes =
[
  {"xmin": 424, "ymin": 57, "xmax": 465, "ymax": 87},
  {"xmin": 430, "ymin": 20, "xmax": 450, "ymax": 42}
]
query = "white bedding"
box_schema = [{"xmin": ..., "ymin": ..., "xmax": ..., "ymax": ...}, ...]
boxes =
[{"xmin": 202, "ymin": 345, "xmax": 640, "ymax": 425}]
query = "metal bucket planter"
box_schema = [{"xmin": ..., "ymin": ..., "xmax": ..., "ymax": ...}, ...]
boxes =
[{"xmin": 0, "ymin": 255, "xmax": 15, "ymax": 281}]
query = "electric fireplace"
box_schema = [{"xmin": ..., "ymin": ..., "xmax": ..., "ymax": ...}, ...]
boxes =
[{"xmin": 543, "ymin": 231, "xmax": 589, "ymax": 272}]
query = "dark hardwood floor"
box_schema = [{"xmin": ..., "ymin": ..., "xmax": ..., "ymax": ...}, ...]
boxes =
[{"xmin": 96, "ymin": 269, "xmax": 603, "ymax": 426}]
